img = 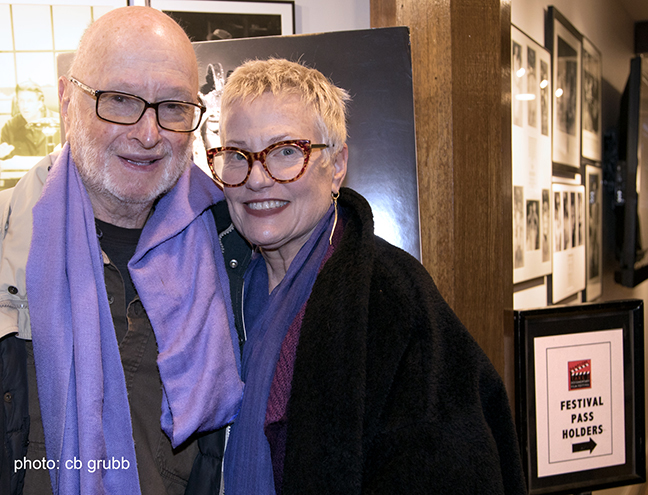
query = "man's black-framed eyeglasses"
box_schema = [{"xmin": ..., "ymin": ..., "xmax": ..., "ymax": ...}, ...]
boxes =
[
  {"xmin": 206, "ymin": 140, "xmax": 329, "ymax": 187},
  {"xmin": 68, "ymin": 76, "xmax": 206, "ymax": 133}
]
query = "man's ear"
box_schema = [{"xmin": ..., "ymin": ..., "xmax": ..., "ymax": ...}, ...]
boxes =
[
  {"xmin": 331, "ymin": 143, "xmax": 348, "ymax": 193},
  {"xmin": 58, "ymin": 76, "xmax": 71, "ymax": 125}
]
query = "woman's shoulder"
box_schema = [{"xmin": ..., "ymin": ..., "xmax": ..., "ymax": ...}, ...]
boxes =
[
  {"xmin": 370, "ymin": 234, "xmax": 446, "ymax": 306},
  {"xmin": 335, "ymin": 187, "xmax": 445, "ymax": 304}
]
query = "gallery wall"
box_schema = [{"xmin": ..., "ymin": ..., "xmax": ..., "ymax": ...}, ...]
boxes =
[
  {"xmin": 512, "ymin": 2, "xmax": 646, "ymax": 494},
  {"xmin": 511, "ymin": 0, "xmax": 646, "ymax": 308}
]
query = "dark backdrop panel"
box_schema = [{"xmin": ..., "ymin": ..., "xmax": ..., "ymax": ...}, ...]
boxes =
[{"xmin": 193, "ymin": 27, "xmax": 420, "ymax": 259}]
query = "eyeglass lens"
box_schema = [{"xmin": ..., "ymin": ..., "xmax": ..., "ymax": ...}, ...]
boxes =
[
  {"xmin": 97, "ymin": 92, "xmax": 202, "ymax": 132},
  {"xmin": 212, "ymin": 143, "xmax": 307, "ymax": 185}
]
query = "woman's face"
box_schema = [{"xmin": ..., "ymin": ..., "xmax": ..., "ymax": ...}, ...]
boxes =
[{"xmin": 222, "ymin": 92, "xmax": 346, "ymax": 264}]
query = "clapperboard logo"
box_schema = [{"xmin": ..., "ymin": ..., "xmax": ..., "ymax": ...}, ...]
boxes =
[{"xmin": 568, "ymin": 359, "xmax": 591, "ymax": 390}]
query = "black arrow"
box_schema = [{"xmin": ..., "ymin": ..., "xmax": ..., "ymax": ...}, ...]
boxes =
[{"xmin": 572, "ymin": 437, "xmax": 597, "ymax": 454}]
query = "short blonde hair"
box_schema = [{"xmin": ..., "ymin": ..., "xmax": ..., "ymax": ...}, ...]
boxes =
[{"xmin": 221, "ymin": 58, "xmax": 351, "ymax": 156}]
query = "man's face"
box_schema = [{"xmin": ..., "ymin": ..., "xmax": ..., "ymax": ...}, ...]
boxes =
[
  {"xmin": 61, "ymin": 30, "xmax": 198, "ymax": 208},
  {"xmin": 17, "ymin": 90, "xmax": 43, "ymax": 122}
]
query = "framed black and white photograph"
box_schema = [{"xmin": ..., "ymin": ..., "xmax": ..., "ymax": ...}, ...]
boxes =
[
  {"xmin": 554, "ymin": 189, "xmax": 562, "ymax": 254},
  {"xmin": 512, "ymin": 25, "xmax": 552, "ymax": 284},
  {"xmin": 512, "ymin": 38, "xmax": 524, "ymax": 128},
  {"xmin": 541, "ymin": 56, "xmax": 550, "ymax": 137},
  {"xmin": 585, "ymin": 164, "xmax": 602, "ymax": 301},
  {"xmin": 514, "ymin": 185, "xmax": 525, "ymax": 269},
  {"xmin": 515, "ymin": 300, "xmax": 645, "ymax": 494},
  {"xmin": 542, "ymin": 188, "xmax": 551, "ymax": 263},
  {"xmin": 545, "ymin": 7, "xmax": 582, "ymax": 175},
  {"xmin": 141, "ymin": 0, "xmax": 295, "ymax": 40},
  {"xmin": 582, "ymin": 36, "xmax": 602, "ymax": 162},
  {"xmin": 0, "ymin": 0, "xmax": 123, "ymax": 190},
  {"xmin": 551, "ymin": 182, "xmax": 586, "ymax": 303}
]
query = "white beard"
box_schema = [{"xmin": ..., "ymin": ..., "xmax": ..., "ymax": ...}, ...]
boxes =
[{"xmin": 69, "ymin": 127, "xmax": 192, "ymax": 205}]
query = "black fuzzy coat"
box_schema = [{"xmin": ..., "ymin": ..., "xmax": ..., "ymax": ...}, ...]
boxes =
[
  {"xmin": 187, "ymin": 188, "xmax": 526, "ymax": 494},
  {"xmin": 279, "ymin": 188, "xmax": 526, "ymax": 494}
]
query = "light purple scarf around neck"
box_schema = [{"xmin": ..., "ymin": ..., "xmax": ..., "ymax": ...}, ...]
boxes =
[{"xmin": 26, "ymin": 144, "xmax": 243, "ymax": 494}]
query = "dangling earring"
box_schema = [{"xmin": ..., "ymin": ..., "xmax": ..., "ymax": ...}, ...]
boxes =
[{"xmin": 329, "ymin": 191, "xmax": 340, "ymax": 245}]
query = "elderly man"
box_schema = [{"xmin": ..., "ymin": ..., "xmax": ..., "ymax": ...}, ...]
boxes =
[{"xmin": 0, "ymin": 7, "xmax": 243, "ymax": 495}]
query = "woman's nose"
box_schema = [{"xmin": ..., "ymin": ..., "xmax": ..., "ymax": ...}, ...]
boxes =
[{"xmin": 245, "ymin": 159, "xmax": 274, "ymax": 190}]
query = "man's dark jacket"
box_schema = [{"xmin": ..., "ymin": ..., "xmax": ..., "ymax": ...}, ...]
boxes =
[{"xmin": 0, "ymin": 334, "xmax": 28, "ymax": 494}]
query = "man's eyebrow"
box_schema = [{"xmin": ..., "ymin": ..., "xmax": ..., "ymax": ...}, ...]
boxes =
[{"xmin": 108, "ymin": 83, "xmax": 196, "ymax": 101}]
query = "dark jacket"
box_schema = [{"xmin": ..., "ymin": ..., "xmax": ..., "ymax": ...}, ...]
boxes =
[
  {"xmin": 189, "ymin": 188, "xmax": 526, "ymax": 494},
  {"xmin": 0, "ymin": 334, "xmax": 28, "ymax": 495}
]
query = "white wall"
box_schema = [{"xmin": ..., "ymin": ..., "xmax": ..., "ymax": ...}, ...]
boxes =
[{"xmin": 294, "ymin": 0, "xmax": 370, "ymax": 35}]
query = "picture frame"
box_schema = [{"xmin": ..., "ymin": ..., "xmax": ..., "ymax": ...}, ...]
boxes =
[
  {"xmin": 512, "ymin": 25, "xmax": 553, "ymax": 284},
  {"xmin": 582, "ymin": 36, "xmax": 602, "ymax": 162},
  {"xmin": 515, "ymin": 300, "xmax": 645, "ymax": 494},
  {"xmin": 545, "ymin": 6, "xmax": 582, "ymax": 175},
  {"xmin": 140, "ymin": 0, "xmax": 295, "ymax": 40},
  {"xmin": 585, "ymin": 163, "xmax": 602, "ymax": 301},
  {"xmin": 551, "ymin": 181, "xmax": 586, "ymax": 303}
]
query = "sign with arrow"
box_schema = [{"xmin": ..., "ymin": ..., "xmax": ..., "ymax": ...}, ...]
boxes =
[{"xmin": 533, "ymin": 328, "xmax": 626, "ymax": 477}]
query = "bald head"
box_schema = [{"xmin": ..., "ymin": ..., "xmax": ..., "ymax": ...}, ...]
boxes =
[{"xmin": 70, "ymin": 6, "xmax": 198, "ymax": 93}]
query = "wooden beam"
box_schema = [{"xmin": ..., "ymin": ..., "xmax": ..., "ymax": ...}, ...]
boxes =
[{"xmin": 370, "ymin": 0, "xmax": 514, "ymax": 394}]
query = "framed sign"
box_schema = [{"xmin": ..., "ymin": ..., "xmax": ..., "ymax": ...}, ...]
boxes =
[
  {"xmin": 585, "ymin": 163, "xmax": 602, "ymax": 301},
  {"xmin": 140, "ymin": 0, "xmax": 295, "ymax": 39},
  {"xmin": 551, "ymin": 182, "xmax": 586, "ymax": 303},
  {"xmin": 581, "ymin": 37, "xmax": 602, "ymax": 162},
  {"xmin": 545, "ymin": 7, "xmax": 582, "ymax": 175},
  {"xmin": 515, "ymin": 300, "xmax": 645, "ymax": 494},
  {"xmin": 512, "ymin": 25, "xmax": 552, "ymax": 284}
]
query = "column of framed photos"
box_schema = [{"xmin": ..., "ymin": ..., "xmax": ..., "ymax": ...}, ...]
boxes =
[
  {"xmin": 512, "ymin": 6, "xmax": 603, "ymax": 308},
  {"xmin": 511, "ymin": 16, "xmax": 645, "ymax": 495}
]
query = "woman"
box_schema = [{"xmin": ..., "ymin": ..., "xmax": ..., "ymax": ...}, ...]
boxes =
[{"xmin": 198, "ymin": 59, "xmax": 526, "ymax": 494}]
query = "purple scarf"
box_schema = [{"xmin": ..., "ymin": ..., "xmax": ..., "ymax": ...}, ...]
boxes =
[
  {"xmin": 26, "ymin": 144, "xmax": 243, "ymax": 494},
  {"xmin": 223, "ymin": 206, "xmax": 335, "ymax": 495}
]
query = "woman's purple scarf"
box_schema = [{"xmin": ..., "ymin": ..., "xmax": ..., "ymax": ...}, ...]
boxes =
[
  {"xmin": 223, "ymin": 206, "xmax": 335, "ymax": 495},
  {"xmin": 26, "ymin": 144, "xmax": 243, "ymax": 494}
]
